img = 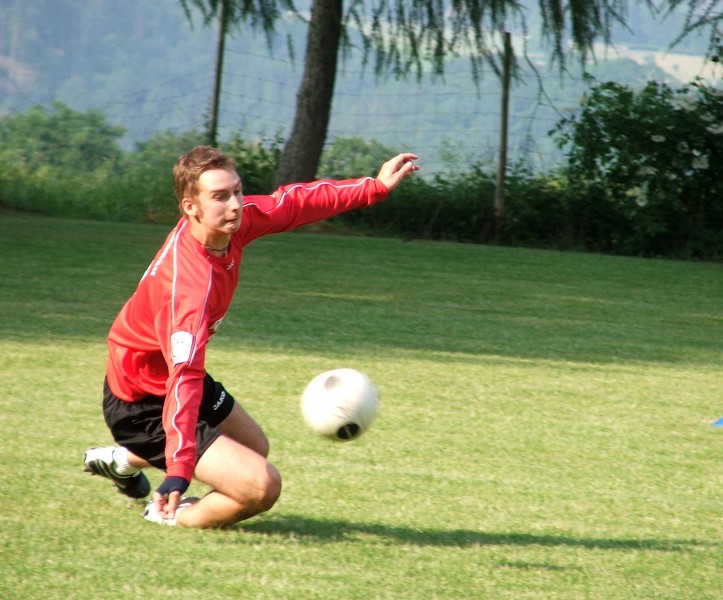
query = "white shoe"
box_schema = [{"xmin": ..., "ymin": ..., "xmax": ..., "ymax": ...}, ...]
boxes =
[
  {"xmin": 84, "ymin": 446, "xmax": 150, "ymax": 499},
  {"xmin": 142, "ymin": 497, "xmax": 198, "ymax": 526}
]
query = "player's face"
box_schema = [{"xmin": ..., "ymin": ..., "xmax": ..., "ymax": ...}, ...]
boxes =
[{"xmin": 189, "ymin": 168, "xmax": 243, "ymax": 235}]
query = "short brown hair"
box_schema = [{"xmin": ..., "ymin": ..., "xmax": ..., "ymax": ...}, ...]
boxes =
[{"xmin": 172, "ymin": 146, "xmax": 237, "ymax": 201}]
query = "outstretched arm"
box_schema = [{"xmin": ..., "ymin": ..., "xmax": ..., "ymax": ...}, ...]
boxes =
[{"xmin": 376, "ymin": 153, "xmax": 420, "ymax": 191}]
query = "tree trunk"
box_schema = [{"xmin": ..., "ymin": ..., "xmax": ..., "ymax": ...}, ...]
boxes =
[
  {"xmin": 273, "ymin": 0, "xmax": 342, "ymax": 186},
  {"xmin": 494, "ymin": 31, "xmax": 512, "ymax": 241},
  {"xmin": 208, "ymin": 0, "xmax": 228, "ymax": 147}
]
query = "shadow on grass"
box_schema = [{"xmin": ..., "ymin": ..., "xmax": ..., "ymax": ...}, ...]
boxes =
[{"xmin": 238, "ymin": 514, "xmax": 713, "ymax": 553}]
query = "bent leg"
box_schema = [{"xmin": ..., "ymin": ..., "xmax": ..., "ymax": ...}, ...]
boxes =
[
  {"xmin": 177, "ymin": 435, "xmax": 282, "ymax": 529},
  {"xmin": 215, "ymin": 401, "xmax": 270, "ymax": 457},
  {"xmin": 124, "ymin": 400, "xmax": 266, "ymax": 472}
]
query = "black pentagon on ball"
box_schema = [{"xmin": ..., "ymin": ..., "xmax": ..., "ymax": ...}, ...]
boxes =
[{"xmin": 336, "ymin": 422, "xmax": 361, "ymax": 440}]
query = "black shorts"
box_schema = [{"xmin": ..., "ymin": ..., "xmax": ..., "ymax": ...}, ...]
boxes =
[{"xmin": 102, "ymin": 374, "xmax": 235, "ymax": 471}]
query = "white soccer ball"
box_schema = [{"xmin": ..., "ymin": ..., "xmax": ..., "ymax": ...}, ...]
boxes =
[{"xmin": 300, "ymin": 368, "xmax": 379, "ymax": 441}]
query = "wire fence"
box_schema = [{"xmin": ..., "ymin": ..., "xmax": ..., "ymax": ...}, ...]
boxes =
[
  {"xmin": 85, "ymin": 37, "xmax": 597, "ymax": 175},
  {"xmin": 2, "ymin": 3, "xmax": 716, "ymax": 176},
  {"xmin": 6, "ymin": 20, "xmax": 690, "ymax": 176}
]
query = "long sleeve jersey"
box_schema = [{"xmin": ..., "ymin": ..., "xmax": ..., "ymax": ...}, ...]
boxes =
[{"xmin": 106, "ymin": 176, "xmax": 389, "ymax": 481}]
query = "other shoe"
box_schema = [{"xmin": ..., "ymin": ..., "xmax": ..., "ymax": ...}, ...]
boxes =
[{"xmin": 83, "ymin": 446, "xmax": 151, "ymax": 499}]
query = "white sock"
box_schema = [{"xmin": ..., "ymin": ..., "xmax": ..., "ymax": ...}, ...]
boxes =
[{"xmin": 112, "ymin": 447, "xmax": 140, "ymax": 475}]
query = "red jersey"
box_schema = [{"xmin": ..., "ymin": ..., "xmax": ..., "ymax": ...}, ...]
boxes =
[{"xmin": 106, "ymin": 176, "xmax": 389, "ymax": 481}]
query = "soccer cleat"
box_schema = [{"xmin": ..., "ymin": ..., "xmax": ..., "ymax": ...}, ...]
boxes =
[
  {"xmin": 83, "ymin": 446, "xmax": 151, "ymax": 499},
  {"xmin": 142, "ymin": 497, "xmax": 199, "ymax": 526}
]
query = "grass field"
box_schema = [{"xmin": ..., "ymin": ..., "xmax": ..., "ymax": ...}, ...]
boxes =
[{"xmin": 0, "ymin": 210, "xmax": 721, "ymax": 599}]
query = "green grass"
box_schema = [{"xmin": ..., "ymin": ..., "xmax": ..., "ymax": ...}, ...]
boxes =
[{"xmin": 0, "ymin": 210, "xmax": 721, "ymax": 599}]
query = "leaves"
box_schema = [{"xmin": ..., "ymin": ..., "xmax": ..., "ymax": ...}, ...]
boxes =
[
  {"xmin": 0, "ymin": 101, "xmax": 124, "ymax": 172},
  {"xmin": 553, "ymin": 77, "xmax": 723, "ymax": 256}
]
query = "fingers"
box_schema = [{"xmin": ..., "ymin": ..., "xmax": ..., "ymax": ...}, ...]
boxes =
[
  {"xmin": 388, "ymin": 153, "xmax": 419, "ymax": 175},
  {"xmin": 154, "ymin": 490, "xmax": 182, "ymax": 519},
  {"xmin": 400, "ymin": 158, "xmax": 419, "ymax": 177},
  {"xmin": 392, "ymin": 152, "xmax": 418, "ymax": 168},
  {"xmin": 377, "ymin": 153, "xmax": 420, "ymax": 191}
]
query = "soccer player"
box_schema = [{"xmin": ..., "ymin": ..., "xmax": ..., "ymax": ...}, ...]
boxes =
[{"xmin": 84, "ymin": 146, "xmax": 419, "ymax": 528}]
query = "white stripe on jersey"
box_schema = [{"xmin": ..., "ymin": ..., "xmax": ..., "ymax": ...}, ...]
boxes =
[
  {"xmin": 243, "ymin": 177, "xmax": 376, "ymax": 213},
  {"xmin": 168, "ymin": 221, "xmax": 215, "ymax": 466}
]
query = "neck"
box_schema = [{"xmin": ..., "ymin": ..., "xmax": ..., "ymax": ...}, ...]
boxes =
[
  {"xmin": 190, "ymin": 230, "xmax": 230, "ymax": 256},
  {"xmin": 203, "ymin": 241, "xmax": 228, "ymax": 251},
  {"xmin": 186, "ymin": 219, "xmax": 231, "ymax": 256},
  {"xmin": 202, "ymin": 241, "xmax": 229, "ymax": 256}
]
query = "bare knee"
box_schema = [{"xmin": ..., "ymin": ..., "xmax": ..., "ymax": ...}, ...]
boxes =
[
  {"xmin": 226, "ymin": 461, "xmax": 282, "ymax": 519},
  {"xmin": 193, "ymin": 436, "xmax": 281, "ymax": 525},
  {"xmin": 255, "ymin": 463, "xmax": 282, "ymax": 512}
]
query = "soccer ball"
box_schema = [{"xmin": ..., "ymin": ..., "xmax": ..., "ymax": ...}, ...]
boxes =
[{"xmin": 300, "ymin": 368, "xmax": 379, "ymax": 441}]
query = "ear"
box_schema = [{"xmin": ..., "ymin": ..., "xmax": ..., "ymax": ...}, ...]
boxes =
[{"xmin": 180, "ymin": 197, "xmax": 197, "ymax": 218}]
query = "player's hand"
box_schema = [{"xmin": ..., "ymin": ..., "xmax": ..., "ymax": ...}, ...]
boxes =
[
  {"xmin": 376, "ymin": 153, "xmax": 419, "ymax": 191},
  {"xmin": 154, "ymin": 490, "xmax": 182, "ymax": 519},
  {"xmin": 154, "ymin": 476, "xmax": 189, "ymax": 520}
]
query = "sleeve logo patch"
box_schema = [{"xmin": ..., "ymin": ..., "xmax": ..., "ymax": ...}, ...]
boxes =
[{"xmin": 171, "ymin": 331, "xmax": 194, "ymax": 364}]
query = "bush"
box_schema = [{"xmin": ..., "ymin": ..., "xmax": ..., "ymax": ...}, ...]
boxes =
[
  {"xmin": 1, "ymin": 95, "xmax": 721, "ymax": 260},
  {"xmin": 113, "ymin": 131, "xmax": 206, "ymax": 223},
  {"xmin": 553, "ymin": 78, "xmax": 723, "ymax": 259},
  {"xmin": 0, "ymin": 102, "xmax": 125, "ymax": 218},
  {"xmin": 502, "ymin": 167, "xmax": 574, "ymax": 249},
  {"xmin": 221, "ymin": 134, "xmax": 283, "ymax": 195},
  {"xmin": 318, "ymin": 137, "xmax": 397, "ymax": 179},
  {"xmin": 0, "ymin": 104, "xmax": 282, "ymax": 224}
]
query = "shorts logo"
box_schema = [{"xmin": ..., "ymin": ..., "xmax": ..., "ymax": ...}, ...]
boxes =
[
  {"xmin": 213, "ymin": 391, "xmax": 226, "ymax": 411},
  {"xmin": 171, "ymin": 331, "xmax": 194, "ymax": 364}
]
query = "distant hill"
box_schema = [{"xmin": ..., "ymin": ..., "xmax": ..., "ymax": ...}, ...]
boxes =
[{"xmin": 0, "ymin": 0, "xmax": 717, "ymax": 173}]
